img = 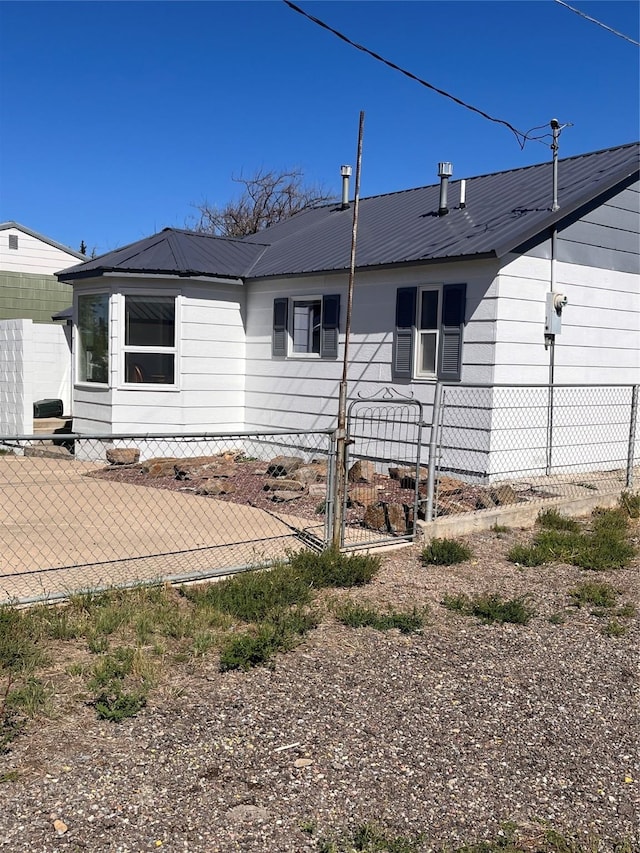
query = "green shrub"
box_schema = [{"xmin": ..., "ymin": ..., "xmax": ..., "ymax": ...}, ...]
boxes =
[
  {"xmin": 469, "ymin": 593, "xmax": 534, "ymax": 625},
  {"xmin": 569, "ymin": 581, "xmax": 618, "ymax": 609},
  {"xmin": 507, "ymin": 543, "xmax": 548, "ymax": 566},
  {"xmin": 219, "ymin": 608, "xmax": 319, "ymax": 671},
  {"xmin": 94, "ymin": 689, "xmax": 147, "ymax": 722},
  {"xmin": 291, "ymin": 548, "xmax": 381, "ymax": 589},
  {"xmin": 574, "ymin": 533, "xmax": 635, "ymax": 571},
  {"xmin": 602, "ymin": 619, "xmax": 627, "ymax": 638},
  {"xmin": 537, "ymin": 508, "xmax": 581, "ymax": 532},
  {"xmin": 335, "ymin": 602, "xmax": 426, "ymax": 634},
  {"xmin": 420, "ymin": 538, "xmax": 472, "ymax": 566},
  {"xmin": 619, "ymin": 491, "xmax": 640, "ymax": 519},
  {"xmin": 441, "ymin": 593, "xmax": 471, "ymax": 613}
]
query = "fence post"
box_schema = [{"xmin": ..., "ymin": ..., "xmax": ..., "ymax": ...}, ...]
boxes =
[
  {"xmin": 626, "ymin": 385, "xmax": 638, "ymax": 490},
  {"xmin": 425, "ymin": 382, "xmax": 444, "ymax": 522},
  {"xmin": 325, "ymin": 430, "xmax": 337, "ymax": 546}
]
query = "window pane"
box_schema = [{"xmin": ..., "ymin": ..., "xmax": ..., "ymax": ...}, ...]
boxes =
[
  {"xmin": 78, "ymin": 293, "xmax": 108, "ymax": 383},
  {"xmin": 420, "ymin": 290, "xmax": 438, "ymax": 330},
  {"xmin": 125, "ymin": 353, "xmax": 175, "ymax": 384},
  {"xmin": 125, "ymin": 297, "xmax": 175, "ymax": 347},
  {"xmin": 419, "ymin": 332, "xmax": 437, "ymax": 374},
  {"xmin": 292, "ymin": 300, "xmax": 321, "ymax": 353}
]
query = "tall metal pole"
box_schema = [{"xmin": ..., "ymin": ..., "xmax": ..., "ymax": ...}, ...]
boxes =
[{"xmin": 332, "ymin": 110, "xmax": 364, "ymax": 550}]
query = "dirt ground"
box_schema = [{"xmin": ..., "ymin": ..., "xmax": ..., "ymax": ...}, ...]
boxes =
[{"xmin": 0, "ymin": 523, "xmax": 638, "ymax": 852}]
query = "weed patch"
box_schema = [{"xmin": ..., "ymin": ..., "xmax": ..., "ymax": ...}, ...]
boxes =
[
  {"xmin": 442, "ymin": 593, "xmax": 533, "ymax": 625},
  {"xmin": 219, "ymin": 608, "xmax": 319, "ymax": 671},
  {"xmin": 537, "ymin": 508, "xmax": 581, "ymax": 532},
  {"xmin": 334, "ymin": 602, "xmax": 426, "ymax": 634},
  {"xmin": 569, "ymin": 581, "xmax": 618, "ymax": 610},
  {"xmin": 421, "ymin": 538, "xmax": 472, "ymax": 566}
]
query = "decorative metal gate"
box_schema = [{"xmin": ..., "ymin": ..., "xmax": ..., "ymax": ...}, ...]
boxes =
[{"xmin": 343, "ymin": 389, "xmax": 425, "ymax": 549}]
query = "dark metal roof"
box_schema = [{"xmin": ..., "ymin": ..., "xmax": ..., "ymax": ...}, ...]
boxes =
[
  {"xmin": 57, "ymin": 142, "xmax": 639, "ymax": 284},
  {"xmin": 245, "ymin": 141, "xmax": 640, "ymax": 278},
  {"xmin": 57, "ymin": 229, "xmax": 267, "ymax": 282}
]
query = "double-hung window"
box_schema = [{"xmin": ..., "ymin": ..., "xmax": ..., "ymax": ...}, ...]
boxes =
[
  {"xmin": 123, "ymin": 295, "xmax": 177, "ymax": 385},
  {"xmin": 394, "ymin": 283, "xmax": 466, "ymax": 381},
  {"xmin": 77, "ymin": 292, "xmax": 109, "ymax": 384},
  {"xmin": 272, "ymin": 294, "xmax": 340, "ymax": 358}
]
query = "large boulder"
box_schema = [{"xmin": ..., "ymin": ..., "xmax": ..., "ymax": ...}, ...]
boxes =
[
  {"xmin": 263, "ymin": 478, "xmax": 306, "ymax": 492},
  {"xmin": 348, "ymin": 460, "xmax": 377, "ymax": 483},
  {"xmin": 106, "ymin": 448, "xmax": 140, "ymax": 466},
  {"xmin": 267, "ymin": 456, "xmax": 304, "ymax": 477},
  {"xmin": 293, "ymin": 462, "xmax": 328, "ymax": 484}
]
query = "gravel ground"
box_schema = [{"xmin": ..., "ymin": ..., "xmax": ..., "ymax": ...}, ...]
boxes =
[{"xmin": 0, "ymin": 525, "xmax": 638, "ymax": 852}]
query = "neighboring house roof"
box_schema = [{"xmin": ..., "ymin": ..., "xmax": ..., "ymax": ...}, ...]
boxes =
[
  {"xmin": 57, "ymin": 141, "xmax": 639, "ymax": 284},
  {"xmin": 0, "ymin": 222, "xmax": 86, "ymax": 260}
]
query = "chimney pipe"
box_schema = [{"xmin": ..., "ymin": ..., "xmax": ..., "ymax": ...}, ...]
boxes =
[
  {"xmin": 459, "ymin": 179, "xmax": 466, "ymax": 209},
  {"xmin": 340, "ymin": 164, "xmax": 352, "ymax": 210},
  {"xmin": 438, "ymin": 162, "xmax": 453, "ymax": 216}
]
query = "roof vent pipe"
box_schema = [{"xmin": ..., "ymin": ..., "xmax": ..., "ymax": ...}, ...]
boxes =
[
  {"xmin": 340, "ymin": 164, "xmax": 352, "ymax": 210},
  {"xmin": 438, "ymin": 162, "xmax": 453, "ymax": 216},
  {"xmin": 459, "ymin": 179, "xmax": 466, "ymax": 209}
]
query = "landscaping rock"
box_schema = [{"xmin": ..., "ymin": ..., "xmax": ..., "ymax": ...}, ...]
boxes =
[
  {"xmin": 491, "ymin": 485, "xmax": 519, "ymax": 506},
  {"xmin": 389, "ymin": 466, "xmax": 429, "ymax": 488},
  {"xmin": 385, "ymin": 502, "xmax": 408, "ymax": 534},
  {"xmin": 308, "ymin": 483, "xmax": 327, "ymax": 498},
  {"xmin": 270, "ymin": 490, "xmax": 303, "ymax": 503},
  {"xmin": 142, "ymin": 458, "xmax": 181, "ymax": 478},
  {"xmin": 267, "ymin": 456, "xmax": 304, "ymax": 477},
  {"xmin": 106, "ymin": 448, "xmax": 140, "ymax": 466},
  {"xmin": 174, "ymin": 457, "xmax": 235, "ymax": 479},
  {"xmin": 476, "ymin": 491, "xmax": 498, "ymax": 509},
  {"xmin": 348, "ymin": 460, "xmax": 377, "ymax": 483},
  {"xmin": 348, "ymin": 486, "xmax": 379, "ymax": 507},
  {"xmin": 437, "ymin": 476, "xmax": 466, "ymax": 496},
  {"xmin": 363, "ymin": 504, "xmax": 387, "ymax": 532},
  {"xmin": 196, "ymin": 482, "xmax": 236, "ymax": 496},
  {"xmin": 293, "ymin": 463, "xmax": 327, "ymax": 484},
  {"xmin": 263, "ymin": 478, "xmax": 306, "ymax": 492}
]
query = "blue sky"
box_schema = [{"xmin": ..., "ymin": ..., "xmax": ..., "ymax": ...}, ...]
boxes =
[{"xmin": 0, "ymin": 0, "xmax": 638, "ymax": 256}]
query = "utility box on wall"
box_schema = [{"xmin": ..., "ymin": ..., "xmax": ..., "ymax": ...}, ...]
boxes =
[{"xmin": 545, "ymin": 291, "xmax": 568, "ymax": 336}]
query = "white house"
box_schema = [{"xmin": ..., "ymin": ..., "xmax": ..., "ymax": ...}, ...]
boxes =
[{"xmin": 56, "ymin": 142, "xmax": 639, "ymax": 478}]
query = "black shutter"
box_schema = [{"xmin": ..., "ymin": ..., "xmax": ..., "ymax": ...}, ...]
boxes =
[
  {"xmin": 438, "ymin": 283, "xmax": 466, "ymax": 381},
  {"xmin": 272, "ymin": 298, "xmax": 288, "ymax": 357},
  {"xmin": 393, "ymin": 287, "xmax": 417, "ymax": 379},
  {"xmin": 321, "ymin": 294, "xmax": 340, "ymax": 359}
]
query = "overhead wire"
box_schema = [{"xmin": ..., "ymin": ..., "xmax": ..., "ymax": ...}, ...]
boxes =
[
  {"xmin": 283, "ymin": 0, "xmax": 550, "ymax": 150},
  {"xmin": 553, "ymin": 0, "xmax": 640, "ymax": 47}
]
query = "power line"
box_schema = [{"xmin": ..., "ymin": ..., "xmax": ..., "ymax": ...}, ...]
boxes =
[
  {"xmin": 553, "ymin": 0, "xmax": 640, "ymax": 47},
  {"xmin": 283, "ymin": 0, "xmax": 547, "ymax": 150}
]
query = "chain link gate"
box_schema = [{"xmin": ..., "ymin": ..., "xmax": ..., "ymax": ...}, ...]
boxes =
[{"xmin": 342, "ymin": 390, "xmax": 425, "ymax": 549}]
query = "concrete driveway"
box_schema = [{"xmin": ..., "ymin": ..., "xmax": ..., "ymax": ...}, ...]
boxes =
[{"xmin": 0, "ymin": 455, "xmax": 325, "ymax": 603}]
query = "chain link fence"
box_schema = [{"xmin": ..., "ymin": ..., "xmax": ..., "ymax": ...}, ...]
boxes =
[
  {"xmin": 429, "ymin": 383, "xmax": 638, "ymax": 519},
  {"xmin": 0, "ymin": 430, "xmax": 334, "ymax": 604},
  {"xmin": 1, "ymin": 384, "xmax": 637, "ymax": 602}
]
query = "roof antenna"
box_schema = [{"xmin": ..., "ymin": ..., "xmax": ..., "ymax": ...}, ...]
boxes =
[
  {"xmin": 550, "ymin": 118, "xmax": 560, "ymax": 212},
  {"xmin": 340, "ymin": 165, "xmax": 352, "ymax": 210},
  {"xmin": 438, "ymin": 162, "xmax": 453, "ymax": 215}
]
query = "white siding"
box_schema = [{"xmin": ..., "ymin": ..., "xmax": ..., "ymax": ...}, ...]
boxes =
[
  {"xmin": 496, "ymin": 253, "xmax": 640, "ymax": 385},
  {"xmin": 0, "ymin": 227, "xmax": 81, "ymax": 275},
  {"xmin": 71, "ymin": 277, "xmax": 246, "ymax": 434},
  {"xmin": 244, "ymin": 260, "xmax": 499, "ymax": 433}
]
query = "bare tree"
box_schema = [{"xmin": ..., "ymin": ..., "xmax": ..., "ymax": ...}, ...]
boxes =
[{"xmin": 192, "ymin": 167, "xmax": 334, "ymax": 237}]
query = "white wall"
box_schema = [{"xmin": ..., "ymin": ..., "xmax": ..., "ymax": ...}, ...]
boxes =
[
  {"xmin": 495, "ymin": 253, "xmax": 640, "ymax": 385},
  {"xmin": 0, "ymin": 226, "xmax": 81, "ymax": 275},
  {"xmin": 244, "ymin": 259, "xmax": 500, "ymax": 435},
  {"xmin": 71, "ymin": 277, "xmax": 247, "ymax": 434},
  {"xmin": 0, "ymin": 320, "xmax": 71, "ymax": 436}
]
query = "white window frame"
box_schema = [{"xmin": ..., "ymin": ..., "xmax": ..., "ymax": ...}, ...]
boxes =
[
  {"xmin": 119, "ymin": 291, "xmax": 180, "ymax": 390},
  {"xmin": 290, "ymin": 295, "xmax": 322, "ymax": 358},
  {"xmin": 415, "ymin": 285, "xmax": 442, "ymax": 379},
  {"xmin": 75, "ymin": 290, "xmax": 110, "ymax": 387}
]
